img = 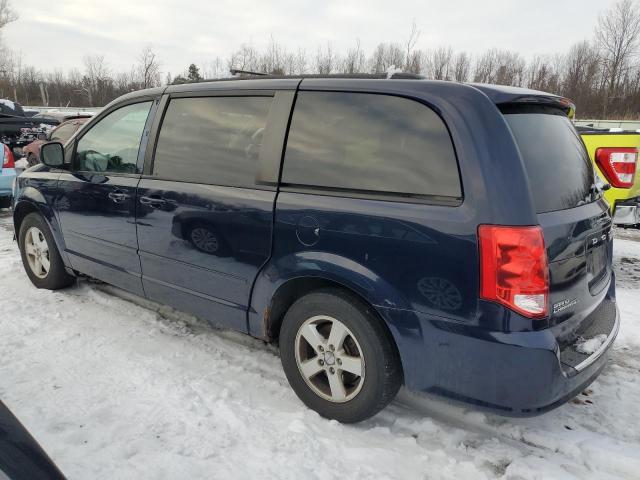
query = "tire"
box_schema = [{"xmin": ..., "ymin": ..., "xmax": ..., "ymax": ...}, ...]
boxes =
[
  {"xmin": 18, "ymin": 212, "xmax": 75, "ymax": 290},
  {"xmin": 279, "ymin": 288, "xmax": 402, "ymax": 423}
]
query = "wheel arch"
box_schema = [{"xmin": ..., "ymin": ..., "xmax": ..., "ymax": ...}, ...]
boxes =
[
  {"xmin": 13, "ymin": 196, "xmax": 73, "ymax": 272},
  {"xmin": 249, "ymin": 252, "xmax": 415, "ymax": 380}
]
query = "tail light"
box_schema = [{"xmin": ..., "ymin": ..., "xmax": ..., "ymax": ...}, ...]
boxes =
[
  {"xmin": 595, "ymin": 147, "xmax": 637, "ymax": 188},
  {"xmin": 478, "ymin": 225, "xmax": 549, "ymax": 318},
  {"xmin": 2, "ymin": 144, "xmax": 15, "ymax": 169}
]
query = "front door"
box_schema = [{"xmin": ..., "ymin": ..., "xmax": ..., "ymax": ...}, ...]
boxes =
[{"xmin": 56, "ymin": 100, "xmax": 154, "ymax": 295}]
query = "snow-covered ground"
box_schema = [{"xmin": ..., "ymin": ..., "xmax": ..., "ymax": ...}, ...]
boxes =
[{"xmin": 1, "ymin": 209, "xmax": 639, "ymax": 480}]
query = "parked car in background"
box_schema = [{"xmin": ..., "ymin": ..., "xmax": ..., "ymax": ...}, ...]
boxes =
[
  {"xmin": 578, "ymin": 126, "xmax": 640, "ymax": 228},
  {"xmin": 0, "ymin": 99, "xmax": 39, "ymax": 153},
  {"xmin": 23, "ymin": 117, "xmax": 89, "ymax": 166},
  {"xmin": 0, "ymin": 143, "xmax": 16, "ymax": 208},
  {"xmin": 13, "ymin": 77, "xmax": 619, "ymax": 423}
]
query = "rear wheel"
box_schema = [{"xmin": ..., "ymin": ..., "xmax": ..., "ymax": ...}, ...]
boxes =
[
  {"xmin": 18, "ymin": 213, "xmax": 75, "ymax": 289},
  {"xmin": 279, "ymin": 288, "xmax": 402, "ymax": 423}
]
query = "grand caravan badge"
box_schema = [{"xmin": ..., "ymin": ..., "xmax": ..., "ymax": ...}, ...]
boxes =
[{"xmin": 553, "ymin": 298, "xmax": 579, "ymax": 314}]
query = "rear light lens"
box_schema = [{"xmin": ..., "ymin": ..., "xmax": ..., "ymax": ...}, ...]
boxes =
[
  {"xmin": 478, "ymin": 225, "xmax": 549, "ymax": 318},
  {"xmin": 2, "ymin": 144, "xmax": 15, "ymax": 169},
  {"xmin": 595, "ymin": 147, "xmax": 637, "ymax": 188}
]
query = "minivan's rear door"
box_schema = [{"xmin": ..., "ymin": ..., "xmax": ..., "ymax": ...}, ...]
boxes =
[
  {"xmin": 502, "ymin": 106, "xmax": 616, "ymax": 373},
  {"xmin": 136, "ymin": 90, "xmax": 295, "ymax": 333}
]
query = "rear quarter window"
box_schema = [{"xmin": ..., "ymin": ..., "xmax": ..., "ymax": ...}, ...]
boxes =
[
  {"xmin": 503, "ymin": 107, "xmax": 594, "ymax": 213},
  {"xmin": 282, "ymin": 92, "xmax": 461, "ymax": 200}
]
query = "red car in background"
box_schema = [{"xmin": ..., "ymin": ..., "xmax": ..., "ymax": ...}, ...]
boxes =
[{"xmin": 23, "ymin": 117, "xmax": 89, "ymax": 166}]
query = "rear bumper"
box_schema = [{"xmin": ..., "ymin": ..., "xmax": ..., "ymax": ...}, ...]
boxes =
[
  {"xmin": 0, "ymin": 168, "xmax": 16, "ymax": 197},
  {"xmin": 613, "ymin": 198, "xmax": 640, "ymax": 225},
  {"xmin": 388, "ymin": 299, "xmax": 619, "ymax": 416}
]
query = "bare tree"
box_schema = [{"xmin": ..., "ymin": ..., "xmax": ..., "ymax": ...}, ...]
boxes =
[
  {"xmin": 428, "ymin": 47, "xmax": 453, "ymax": 80},
  {"xmin": 404, "ymin": 20, "xmax": 420, "ymax": 71},
  {"xmin": 343, "ymin": 39, "xmax": 366, "ymax": 74},
  {"xmin": 473, "ymin": 49, "xmax": 524, "ymax": 85},
  {"xmin": 595, "ymin": 0, "xmax": 640, "ymax": 116},
  {"xmin": 259, "ymin": 36, "xmax": 287, "ymax": 74},
  {"xmin": 202, "ymin": 57, "xmax": 225, "ymax": 79},
  {"xmin": 135, "ymin": 46, "xmax": 161, "ymax": 89},
  {"xmin": 452, "ymin": 52, "xmax": 471, "ymax": 82},
  {"xmin": 369, "ymin": 42, "xmax": 404, "ymax": 73},
  {"xmin": 83, "ymin": 54, "xmax": 110, "ymax": 106},
  {"xmin": 0, "ymin": 0, "xmax": 17, "ymax": 30},
  {"xmin": 228, "ymin": 44, "xmax": 259, "ymax": 73},
  {"xmin": 315, "ymin": 43, "xmax": 339, "ymax": 74},
  {"xmin": 3, "ymin": 9, "xmax": 640, "ymax": 117},
  {"xmin": 496, "ymin": 51, "xmax": 525, "ymax": 86}
]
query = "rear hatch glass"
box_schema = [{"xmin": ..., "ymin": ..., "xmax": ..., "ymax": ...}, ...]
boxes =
[{"xmin": 503, "ymin": 106, "xmax": 594, "ymax": 214}]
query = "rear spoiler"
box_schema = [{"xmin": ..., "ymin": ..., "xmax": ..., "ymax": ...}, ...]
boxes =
[
  {"xmin": 467, "ymin": 84, "xmax": 575, "ymax": 118},
  {"xmin": 498, "ymin": 96, "xmax": 576, "ymax": 119}
]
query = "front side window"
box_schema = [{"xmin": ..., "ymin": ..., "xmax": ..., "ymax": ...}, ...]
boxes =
[
  {"xmin": 282, "ymin": 92, "xmax": 461, "ymax": 199},
  {"xmin": 152, "ymin": 96, "xmax": 273, "ymax": 187},
  {"xmin": 74, "ymin": 101, "xmax": 152, "ymax": 174}
]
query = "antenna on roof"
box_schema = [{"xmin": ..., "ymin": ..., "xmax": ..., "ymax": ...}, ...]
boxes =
[{"xmin": 230, "ymin": 69, "xmax": 267, "ymax": 77}]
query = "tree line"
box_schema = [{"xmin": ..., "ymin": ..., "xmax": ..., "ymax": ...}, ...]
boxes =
[{"xmin": 1, "ymin": 0, "xmax": 640, "ymax": 119}]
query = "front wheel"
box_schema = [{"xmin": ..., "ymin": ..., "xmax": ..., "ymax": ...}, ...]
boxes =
[
  {"xmin": 279, "ymin": 288, "xmax": 402, "ymax": 423},
  {"xmin": 18, "ymin": 213, "xmax": 75, "ymax": 289}
]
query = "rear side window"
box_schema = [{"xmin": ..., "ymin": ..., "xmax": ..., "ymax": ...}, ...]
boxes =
[
  {"xmin": 152, "ymin": 96, "xmax": 273, "ymax": 187},
  {"xmin": 503, "ymin": 108, "xmax": 594, "ymax": 213},
  {"xmin": 282, "ymin": 92, "xmax": 461, "ymax": 199}
]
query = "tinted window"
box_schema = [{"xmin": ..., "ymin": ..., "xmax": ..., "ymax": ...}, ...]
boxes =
[
  {"xmin": 50, "ymin": 123, "xmax": 77, "ymax": 143},
  {"xmin": 75, "ymin": 102, "xmax": 151, "ymax": 174},
  {"xmin": 504, "ymin": 109, "xmax": 593, "ymax": 213},
  {"xmin": 153, "ymin": 96, "xmax": 273, "ymax": 187},
  {"xmin": 282, "ymin": 92, "xmax": 461, "ymax": 198}
]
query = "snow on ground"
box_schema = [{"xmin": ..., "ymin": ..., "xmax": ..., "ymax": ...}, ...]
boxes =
[{"xmin": 0, "ymin": 210, "xmax": 639, "ymax": 480}]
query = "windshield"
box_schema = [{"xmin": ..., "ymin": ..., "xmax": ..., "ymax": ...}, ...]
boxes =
[{"xmin": 503, "ymin": 107, "xmax": 594, "ymax": 213}]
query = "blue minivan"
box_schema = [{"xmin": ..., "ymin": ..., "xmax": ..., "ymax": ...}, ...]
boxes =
[{"xmin": 12, "ymin": 76, "xmax": 619, "ymax": 423}]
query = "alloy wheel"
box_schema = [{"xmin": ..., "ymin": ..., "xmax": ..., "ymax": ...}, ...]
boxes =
[
  {"xmin": 24, "ymin": 227, "xmax": 50, "ymax": 279},
  {"xmin": 294, "ymin": 315, "xmax": 365, "ymax": 403}
]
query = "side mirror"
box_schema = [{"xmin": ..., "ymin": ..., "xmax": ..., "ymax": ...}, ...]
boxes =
[{"xmin": 40, "ymin": 142, "xmax": 64, "ymax": 168}]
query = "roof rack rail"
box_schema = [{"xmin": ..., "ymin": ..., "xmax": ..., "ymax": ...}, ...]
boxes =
[
  {"xmin": 230, "ymin": 69, "xmax": 267, "ymax": 76},
  {"xmin": 197, "ymin": 72, "xmax": 426, "ymax": 83}
]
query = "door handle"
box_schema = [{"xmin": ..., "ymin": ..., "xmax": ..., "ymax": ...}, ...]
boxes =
[
  {"xmin": 139, "ymin": 195, "xmax": 166, "ymax": 208},
  {"xmin": 108, "ymin": 191, "xmax": 127, "ymax": 203}
]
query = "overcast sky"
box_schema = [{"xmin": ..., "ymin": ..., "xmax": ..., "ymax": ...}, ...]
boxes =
[{"xmin": 4, "ymin": 0, "xmax": 620, "ymax": 77}]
